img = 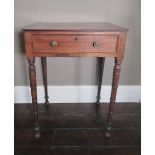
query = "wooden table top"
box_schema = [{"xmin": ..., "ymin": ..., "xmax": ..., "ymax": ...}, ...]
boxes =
[{"xmin": 22, "ymin": 22, "xmax": 128, "ymax": 32}]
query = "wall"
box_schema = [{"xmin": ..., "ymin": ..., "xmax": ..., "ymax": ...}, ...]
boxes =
[{"xmin": 14, "ymin": 0, "xmax": 141, "ymax": 86}]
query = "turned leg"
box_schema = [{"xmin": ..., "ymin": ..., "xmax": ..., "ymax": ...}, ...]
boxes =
[
  {"xmin": 105, "ymin": 58, "xmax": 121, "ymax": 138},
  {"xmin": 41, "ymin": 57, "xmax": 49, "ymax": 107},
  {"xmin": 96, "ymin": 57, "xmax": 105, "ymax": 105},
  {"xmin": 28, "ymin": 58, "xmax": 40, "ymax": 138}
]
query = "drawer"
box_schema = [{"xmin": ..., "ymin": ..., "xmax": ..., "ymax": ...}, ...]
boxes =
[{"xmin": 32, "ymin": 34, "xmax": 118, "ymax": 54}]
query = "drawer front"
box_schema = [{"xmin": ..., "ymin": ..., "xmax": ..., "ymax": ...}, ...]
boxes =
[{"xmin": 32, "ymin": 34, "xmax": 118, "ymax": 54}]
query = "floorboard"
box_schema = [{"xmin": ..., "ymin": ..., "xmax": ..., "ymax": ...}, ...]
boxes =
[{"xmin": 14, "ymin": 103, "xmax": 141, "ymax": 155}]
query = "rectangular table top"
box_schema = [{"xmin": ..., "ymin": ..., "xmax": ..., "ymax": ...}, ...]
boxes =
[{"xmin": 22, "ymin": 22, "xmax": 128, "ymax": 32}]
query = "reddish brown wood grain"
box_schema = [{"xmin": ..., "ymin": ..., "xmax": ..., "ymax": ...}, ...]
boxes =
[
  {"xmin": 32, "ymin": 34, "xmax": 118, "ymax": 54},
  {"xmin": 28, "ymin": 58, "xmax": 40, "ymax": 138},
  {"xmin": 33, "ymin": 52, "xmax": 117, "ymax": 58},
  {"xmin": 23, "ymin": 22, "xmax": 128, "ymax": 138},
  {"xmin": 105, "ymin": 59, "xmax": 122, "ymax": 137},
  {"xmin": 24, "ymin": 32, "xmax": 33, "ymax": 59},
  {"xmin": 116, "ymin": 32, "xmax": 127, "ymax": 61},
  {"xmin": 24, "ymin": 31, "xmax": 127, "ymax": 58},
  {"xmin": 23, "ymin": 23, "xmax": 128, "ymax": 59},
  {"xmin": 22, "ymin": 22, "xmax": 128, "ymax": 32}
]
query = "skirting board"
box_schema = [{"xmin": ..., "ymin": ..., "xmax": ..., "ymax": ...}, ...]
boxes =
[{"xmin": 14, "ymin": 85, "xmax": 141, "ymax": 103}]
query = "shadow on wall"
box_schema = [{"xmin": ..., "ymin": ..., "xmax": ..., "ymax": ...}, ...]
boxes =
[
  {"xmin": 18, "ymin": 31, "xmax": 25, "ymax": 54},
  {"xmin": 75, "ymin": 57, "xmax": 99, "ymax": 85},
  {"xmin": 17, "ymin": 31, "xmax": 30, "ymax": 85}
]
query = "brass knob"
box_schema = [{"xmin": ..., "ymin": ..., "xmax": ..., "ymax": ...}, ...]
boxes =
[
  {"xmin": 93, "ymin": 41, "xmax": 100, "ymax": 48},
  {"xmin": 50, "ymin": 41, "xmax": 58, "ymax": 47}
]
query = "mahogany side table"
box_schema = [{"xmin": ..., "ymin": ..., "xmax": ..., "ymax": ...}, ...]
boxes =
[{"xmin": 23, "ymin": 22, "xmax": 128, "ymax": 138}]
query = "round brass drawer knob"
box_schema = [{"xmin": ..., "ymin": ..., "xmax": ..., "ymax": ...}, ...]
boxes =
[
  {"xmin": 93, "ymin": 41, "xmax": 100, "ymax": 48},
  {"xmin": 50, "ymin": 41, "xmax": 58, "ymax": 47}
]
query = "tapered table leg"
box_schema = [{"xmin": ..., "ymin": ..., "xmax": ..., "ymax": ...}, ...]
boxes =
[
  {"xmin": 105, "ymin": 58, "xmax": 121, "ymax": 138},
  {"xmin": 96, "ymin": 57, "xmax": 105, "ymax": 105},
  {"xmin": 41, "ymin": 57, "xmax": 49, "ymax": 107},
  {"xmin": 28, "ymin": 58, "xmax": 40, "ymax": 138}
]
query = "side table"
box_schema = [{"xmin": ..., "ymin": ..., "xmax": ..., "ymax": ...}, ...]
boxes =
[{"xmin": 23, "ymin": 22, "xmax": 128, "ymax": 138}]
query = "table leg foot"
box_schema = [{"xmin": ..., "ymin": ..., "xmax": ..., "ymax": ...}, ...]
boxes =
[
  {"xmin": 34, "ymin": 126, "xmax": 40, "ymax": 138},
  {"xmin": 45, "ymin": 99, "xmax": 50, "ymax": 107},
  {"xmin": 96, "ymin": 102, "xmax": 100, "ymax": 105},
  {"xmin": 104, "ymin": 131, "xmax": 111, "ymax": 138},
  {"xmin": 35, "ymin": 133, "xmax": 40, "ymax": 138},
  {"xmin": 105, "ymin": 124, "xmax": 111, "ymax": 138},
  {"xmin": 96, "ymin": 96, "xmax": 101, "ymax": 105}
]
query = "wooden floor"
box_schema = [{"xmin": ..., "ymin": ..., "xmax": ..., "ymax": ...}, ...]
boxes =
[{"xmin": 15, "ymin": 103, "xmax": 141, "ymax": 155}]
